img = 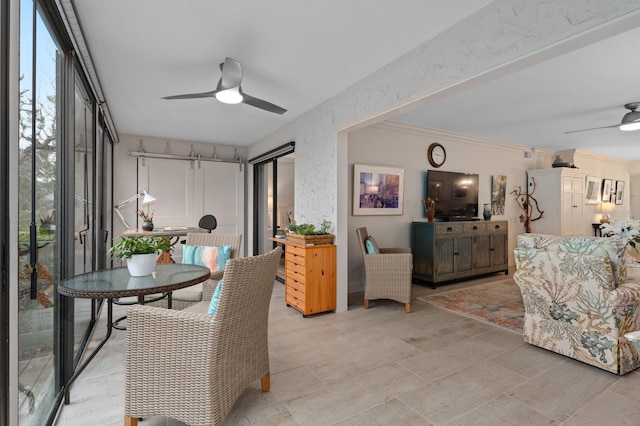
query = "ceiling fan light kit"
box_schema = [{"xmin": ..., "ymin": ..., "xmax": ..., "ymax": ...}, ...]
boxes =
[
  {"xmin": 163, "ymin": 57, "xmax": 287, "ymax": 114},
  {"xmin": 215, "ymin": 87, "xmax": 243, "ymax": 104}
]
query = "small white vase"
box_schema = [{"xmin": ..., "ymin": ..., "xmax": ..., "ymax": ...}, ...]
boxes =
[{"xmin": 127, "ymin": 253, "xmax": 158, "ymax": 276}]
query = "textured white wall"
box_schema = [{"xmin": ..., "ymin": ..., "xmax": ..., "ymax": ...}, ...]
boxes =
[{"xmin": 248, "ymin": 0, "xmax": 640, "ymax": 311}]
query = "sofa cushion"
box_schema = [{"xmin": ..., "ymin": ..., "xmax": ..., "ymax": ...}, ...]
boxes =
[{"xmin": 517, "ymin": 233, "xmax": 627, "ymax": 285}]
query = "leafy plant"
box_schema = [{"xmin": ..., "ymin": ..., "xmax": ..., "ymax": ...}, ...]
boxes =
[
  {"xmin": 108, "ymin": 236, "xmax": 171, "ymax": 260},
  {"xmin": 287, "ymin": 220, "xmax": 332, "ymax": 235}
]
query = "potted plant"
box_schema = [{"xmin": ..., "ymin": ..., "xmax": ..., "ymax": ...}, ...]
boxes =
[
  {"xmin": 286, "ymin": 219, "xmax": 334, "ymax": 245},
  {"xmin": 109, "ymin": 236, "xmax": 171, "ymax": 276},
  {"xmin": 138, "ymin": 209, "xmax": 154, "ymax": 231}
]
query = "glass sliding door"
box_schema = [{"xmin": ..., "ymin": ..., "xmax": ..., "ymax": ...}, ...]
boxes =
[
  {"xmin": 71, "ymin": 79, "xmax": 96, "ymax": 363},
  {"xmin": 251, "ymin": 143, "xmax": 295, "ymax": 283},
  {"xmin": 17, "ymin": 1, "xmax": 61, "ymax": 422}
]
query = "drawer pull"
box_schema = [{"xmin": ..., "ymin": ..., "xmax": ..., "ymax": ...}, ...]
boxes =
[
  {"xmin": 473, "ymin": 226, "xmax": 478, "ymax": 230},
  {"xmin": 447, "ymin": 227, "xmax": 453, "ymax": 232},
  {"xmin": 494, "ymin": 225, "xmax": 500, "ymax": 230}
]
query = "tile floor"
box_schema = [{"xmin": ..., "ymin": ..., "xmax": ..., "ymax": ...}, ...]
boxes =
[{"xmin": 55, "ymin": 274, "xmax": 640, "ymax": 425}]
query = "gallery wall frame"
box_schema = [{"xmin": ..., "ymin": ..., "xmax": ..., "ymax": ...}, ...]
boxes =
[
  {"xmin": 602, "ymin": 179, "xmax": 613, "ymax": 203},
  {"xmin": 353, "ymin": 164, "xmax": 404, "ymax": 215},
  {"xmin": 615, "ymin": 180, "xmax": 625, "ymax": 205},
  {"xmin": 585, "ymin": 176, "xmax": 602, "ymax": 204}
]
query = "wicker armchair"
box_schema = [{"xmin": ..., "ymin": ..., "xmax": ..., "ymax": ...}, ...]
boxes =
[
  {"xmin": 147, "ymin": 233, "xmax": 242, "ymax": 310},
  {"xmin": 355, "ymin": 227, "xmax": 413, "ymax": 313},
  {"xmin": 124, "ymin": 247, "xmax": 282, "ymax": 426}
]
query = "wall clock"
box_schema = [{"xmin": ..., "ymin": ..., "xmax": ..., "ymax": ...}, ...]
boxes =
[{"xmin": 427, "ymin": 143, "xmax": 446, "ymax": 168}]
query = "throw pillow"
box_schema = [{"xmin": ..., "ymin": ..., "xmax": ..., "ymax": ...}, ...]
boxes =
[
  {"xmin": 208, "ymin": 279, "xmax": 223, "ymax": 315},
  {"xmin": 183, "ymin": 244, "xmax": 232, "ymax": 272},
  {"xmin": 365, "ymin": 236, "xmax": 380, "ymax": 254}
]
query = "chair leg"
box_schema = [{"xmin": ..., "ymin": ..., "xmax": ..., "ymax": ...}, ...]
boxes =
[
  {"xmin": 405, "ymin": 303, "xmax": 411, "ymax": 313},
  {"xmin": 364, "ymin": 299, "xmax": 369, "ymax": 309},
  {"xmin": 261, "ymin": 373, "xmax": 270, "ymax": 392},
  {"xmin": 125, "ymin": 416, "xmax": 138, "ymax": 426}
]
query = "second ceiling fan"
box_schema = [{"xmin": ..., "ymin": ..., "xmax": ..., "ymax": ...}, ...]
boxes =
[
  {"xmin": 163, "ymin": 57, "xmax": 287, "ymax": 115},
  {"xmin": 565, "ymin": 102, "xmax": 640, "ymax": 134}
]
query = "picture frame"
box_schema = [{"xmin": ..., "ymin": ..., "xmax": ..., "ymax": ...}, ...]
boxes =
[
  {"xmin": 353, "ymin": 164, "xmax": 404, "ymax": 215},
  {"xmin": 584, "ymin": 176, "xmax": 601, "ymax": 204},
  {"xmin": 615, "ymin": 180, "xmax": 625, "ymax": 205},
  {"xmin": 601, "ymin": 179, "xmax": 613, "ymax": 203}
]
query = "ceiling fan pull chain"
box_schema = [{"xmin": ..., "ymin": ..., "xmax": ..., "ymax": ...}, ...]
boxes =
[
  {"xmin": 212, "ymin": 146, "xmax": 217, "ymax": 160},
  {"xmin": 164, "ymin": 141, "xmax": 171, "ymax": 155}
]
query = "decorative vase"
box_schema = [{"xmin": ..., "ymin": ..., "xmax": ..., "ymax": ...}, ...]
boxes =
[
  {"xmin": 126, "ymin": 253, "xmax": 158, "ymax": 276},
  {"xmin": 483, "ymin": 204, "xmax": 492, "ymax": 221},
  {"xmin": 427, "ymin": 209, "xmax": 435, "ymax": 222},
  {"xmin": 141, "ymin": 220, "xmax": 154, "ymax": 231}
]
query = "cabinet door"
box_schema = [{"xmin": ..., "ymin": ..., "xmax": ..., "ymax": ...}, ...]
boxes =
[
  {"xmin": 562, "ymin": 176, "xmax": 585, "ymax": 235},
  {"xmin": 435, "ymin": 237, "xmax": 455, "ymax": 276},
  {"xmin": 454, "ymin": 236, "xmax": 473, "ymax": 273},
  {"xmin": 490, "ymin": 233, "xmax": 508, "ymax": 268},
  {"xmin": 472, "ymin": 235, "xmax": 491, "ymax": 269}
]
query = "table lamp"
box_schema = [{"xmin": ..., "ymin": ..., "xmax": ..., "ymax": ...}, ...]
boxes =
[{"xmin": 114, "ymin": 189, "xmax": 156, "ymax": 229}]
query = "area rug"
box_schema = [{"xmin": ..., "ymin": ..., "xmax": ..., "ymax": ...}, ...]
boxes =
[{"xmin": 417, "ymin": 278, "xmax": 524, "ymax": 332}]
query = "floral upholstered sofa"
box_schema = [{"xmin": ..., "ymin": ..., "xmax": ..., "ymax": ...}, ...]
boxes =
[{"xmin": 514, "ymin": 233, "xmax": 640, "ymax": 374}]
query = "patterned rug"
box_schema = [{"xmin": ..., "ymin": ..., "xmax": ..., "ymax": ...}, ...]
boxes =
[{"xmin": 418, "ymin": 278, "xmax": 524, "ymax": 332}]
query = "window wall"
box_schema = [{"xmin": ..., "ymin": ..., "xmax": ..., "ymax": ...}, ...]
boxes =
[{"xmin": 12, "ymin": 0, "xmax": 114, "ymax": 423}]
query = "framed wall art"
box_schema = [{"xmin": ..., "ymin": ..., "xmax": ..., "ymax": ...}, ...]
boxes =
[
  {"xmin": 585, "ymin": 176, "xmax": 601, "ymax": 204},
  {"xmin": 491, "ymin": 174, "xmax": 506, "ymax": 215},
  {"xmin": 615, "ymin": 180, "xmax": 625, "ymax": 205},
  {"xmin": 601, "ymin": 179, "xmax": 613, "ymax": 203},
  {"xmin": 353, "ymin": 164, "xmax": 404, "ymax": 215}
]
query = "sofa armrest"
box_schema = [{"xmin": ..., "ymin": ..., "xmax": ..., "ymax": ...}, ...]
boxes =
[{"xmin": 608, "ymin": 278, "xmax": 640, "ymax": 308}]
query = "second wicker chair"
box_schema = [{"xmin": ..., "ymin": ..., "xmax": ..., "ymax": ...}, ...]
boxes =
[{"xmin": 356, "ymin": 227, "xmax": 413, "ymax": 313}]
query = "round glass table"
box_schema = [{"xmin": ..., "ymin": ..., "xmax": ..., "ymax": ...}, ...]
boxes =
[{"xmin": 59, "ymin": 263, "xmax": 210, "ymax": 403}]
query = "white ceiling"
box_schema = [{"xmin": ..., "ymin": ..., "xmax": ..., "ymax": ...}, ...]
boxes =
[{"xmin": 73, "ymin": 1, "xmax": 640, "ymax": 160}]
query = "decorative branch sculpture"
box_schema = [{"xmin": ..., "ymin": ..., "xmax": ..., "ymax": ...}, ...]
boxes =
[{"xmin": 511, "ymin": 176, "xmax": 544, "ymax": 233}]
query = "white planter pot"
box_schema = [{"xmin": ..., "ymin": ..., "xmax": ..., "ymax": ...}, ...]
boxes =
[{"xmin": 126, "ymin": 253, "xmax": 158, "ymax": 276}]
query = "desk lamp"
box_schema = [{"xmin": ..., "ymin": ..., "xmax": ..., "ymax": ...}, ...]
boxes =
[{"xmin": 114, "ymin": 189, "xmax": 156, "ymax": 229}]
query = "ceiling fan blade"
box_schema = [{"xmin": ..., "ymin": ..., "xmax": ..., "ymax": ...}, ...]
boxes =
[
  {"xmin": 241, "ymin": 92, "xmax": 287, "ymax": 115},
  {"xmin": 219, "ymin": 57, "xmax": 243, "ymax": 90},
  {"xmin": 564, "ymin": 123, "xmax": 621, "ymax": 134},
  {"xmin": 162, "ymin": 91, "xmax": 217, "ymax": 100}
]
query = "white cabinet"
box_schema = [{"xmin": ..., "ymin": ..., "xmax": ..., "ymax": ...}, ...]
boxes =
[{"xmin": 527, "ymin": 168, "xmax": 586, "ymax": 236}]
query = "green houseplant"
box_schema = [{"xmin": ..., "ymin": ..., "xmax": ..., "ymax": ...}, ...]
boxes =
[
  {"xmin": 109, "ymin": 236, "xmax": 171, "ymax": 276},
  {"xmin": 286, "ymin": 220, "xmax": 333, "ymax": 245}
]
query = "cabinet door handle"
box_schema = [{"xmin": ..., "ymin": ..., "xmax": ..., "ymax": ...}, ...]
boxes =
[{"xmin": 454, "ymin": 252, "xmax": 459, "ymax": 256}]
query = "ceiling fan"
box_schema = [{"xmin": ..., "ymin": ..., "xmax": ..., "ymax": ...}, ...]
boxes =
[
  {"xmin": 565, "ymin": 102, "xmax": 640, "ymax": 134},
  {"xmin": 163, "ymin": 57, "xmax": 287, "ymax": 115}
]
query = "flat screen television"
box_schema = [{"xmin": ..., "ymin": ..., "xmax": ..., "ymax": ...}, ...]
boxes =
[{"xmin": 426, "ymin": 170, "xmax": 479, "ymax": 221}]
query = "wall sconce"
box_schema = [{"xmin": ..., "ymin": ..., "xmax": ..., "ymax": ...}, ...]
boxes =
[{"xmin": 114, "ymin": 189, "xmax": 156, "ymax": 229}]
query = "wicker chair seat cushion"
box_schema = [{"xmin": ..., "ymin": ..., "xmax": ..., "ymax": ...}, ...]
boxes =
[
  {"xmin": 183, "ymin": 244, "xmax": 231, "ymax": 272},
  {"xmin": 365, "ymin": 236, "xmax": 380, "ymax": 254},
  {"xmin": 170, "ymin": 282, "xmax": 202, "ymax": 302},
  {"xmin": 180, "ymin": 299, "xmax": 209, "ymax": 314},
  {"xmin": 208, "ymin": 279, "xmax": 223, "ymax": 315}
]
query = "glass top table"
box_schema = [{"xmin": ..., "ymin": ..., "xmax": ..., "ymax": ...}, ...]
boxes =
[
  {"xmin": 59, "ymin": 263, "xmax": 210, "ymax": 404},
  {"xmin": 59, "ymin": 263, "xmax": 211, "ymax": 299}
]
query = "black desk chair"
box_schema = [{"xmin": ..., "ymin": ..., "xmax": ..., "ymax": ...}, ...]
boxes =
[
  {"xmin": 199, "ymin": 214, "xmax": 217, "ymax": 232},
  {"xmin": 181, "ymin": 215, "xmax": 217, "ymax": 245}
]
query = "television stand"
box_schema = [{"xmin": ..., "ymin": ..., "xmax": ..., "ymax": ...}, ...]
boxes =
[{"xmin": 411, "ymin": 220, "xmax": 509, "ymax": 288}]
